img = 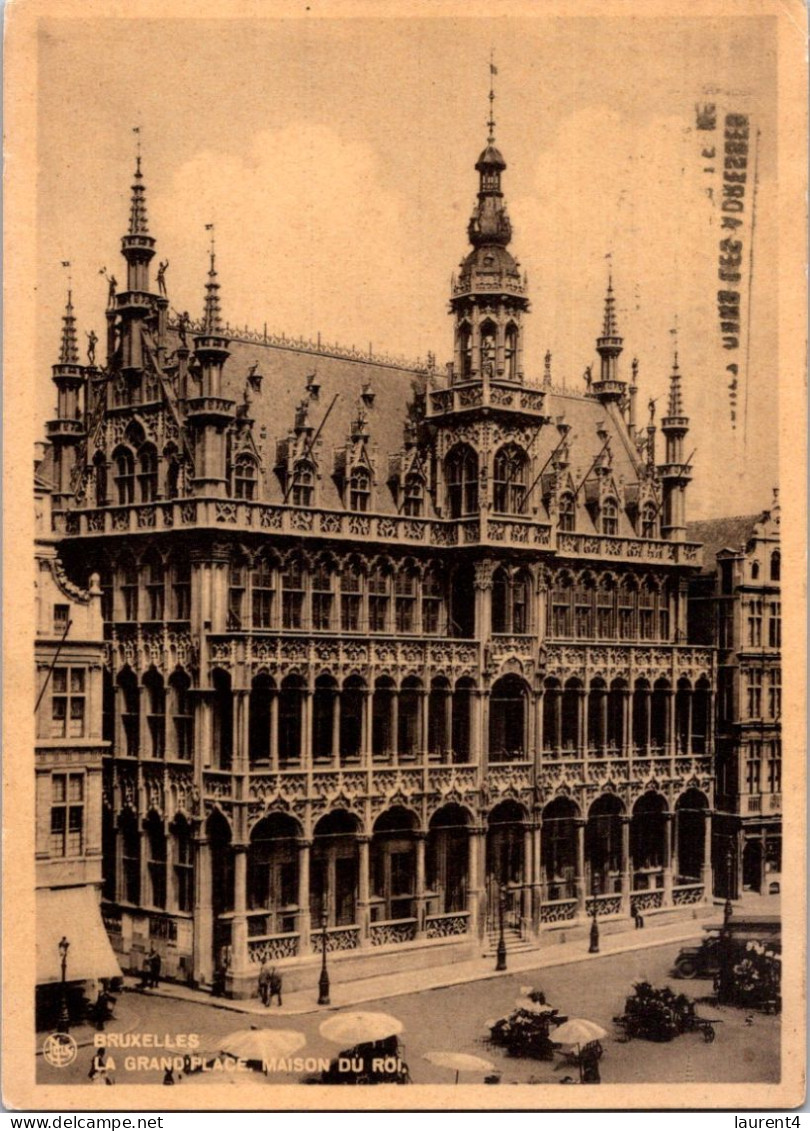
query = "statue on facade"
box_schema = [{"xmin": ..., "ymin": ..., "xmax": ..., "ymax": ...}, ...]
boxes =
[
  {"xmin": 157, "ymin": 259, "xmax": 169, "ymax": 296},
  {"xmin": 86, "ymin": 330, "xmax": 98, "ymax": 366}
]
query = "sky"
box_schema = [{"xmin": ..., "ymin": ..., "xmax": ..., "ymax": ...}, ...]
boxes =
[{"xmin": 33, "ymin": 10, "xmax": 780, "ymax": 519}]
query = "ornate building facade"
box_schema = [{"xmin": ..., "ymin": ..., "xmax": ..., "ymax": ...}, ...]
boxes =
[
  {"xmin": 42, "ymin": 124, "xmax": 715, "ymax": 996},
  {"xmin": 687, "ymin": 497, "xmax": 782, "ymax": 901}
]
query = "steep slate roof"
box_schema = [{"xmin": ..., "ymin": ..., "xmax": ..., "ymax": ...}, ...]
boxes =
[
  {"xmin": 686, "ymin": 515, "xmax": 763, "ymax": 573},
  {"xmin": 218, "ymin": 331, "xmax": 648, "ymax": 536}
]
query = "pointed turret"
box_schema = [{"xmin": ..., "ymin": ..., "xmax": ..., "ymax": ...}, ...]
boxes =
[
  {"xmin": 591, "ymin": 276, "xmax": 626, "ymax": 403},
  {"xmin": 187, "ymin": 238, "xmax": 235, "ymax": 497},
  {"xmin": 448, "ymin": 73, "xmax": 529, "ymax": 386},
  {"xmin": 47, "ymin": 289, "xmax": 87, "ymax": 508},
  {"xmin": 120, "ymin": 155, "xmax": 156, "ymax": 294},
  {"xmin": 658, "ymin": 351, "xmax": 692, "ymax": 541}
]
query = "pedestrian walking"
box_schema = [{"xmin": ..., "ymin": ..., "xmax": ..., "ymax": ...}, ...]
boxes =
[
  {"xmin": 258, "ymin": 960, "xmax": 272, "ymax": 1006},
  {"xmin": 138, "ymin": 951, "xmax": 151, "ymax": 990},
  {"xmin": 268, "ymin": 966, "xmax": 283, "ymax": 1007},
  {"xmin": 149, "ymin": 947, "xmax": 162, "ymax": 988},
  {"xmin": 89, "ymin": 1047, "xmax": 115, "ymax": 1085}
]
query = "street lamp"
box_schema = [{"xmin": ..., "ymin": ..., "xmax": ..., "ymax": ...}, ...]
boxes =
[
  {"xmin": 495, "ymin": 884, "xmax": 507, "ymax": 971},
  {"xmin": 724, "ymin": 843, "xmax": 734, "ymax": 926},
  {"xmin": 589, "ymin": 876, "xmax": 600, "ymax": 954},
  {"xmin": 57, "ymin": 936, "xmax": 70, "ymax": 1034},
  {"xmin": 317, "ymin": 915, "xmax": 331, "ymax": 1005}
]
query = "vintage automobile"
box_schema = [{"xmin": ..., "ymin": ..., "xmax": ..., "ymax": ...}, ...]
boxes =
[{"xmin": 672, "ymin": 916, "xmax": 781, "ymax": 979}]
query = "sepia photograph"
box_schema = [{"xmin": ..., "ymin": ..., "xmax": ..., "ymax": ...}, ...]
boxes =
[{"xmin": 3, "ymin": 0, "xmax": 806, "ymax": 1113}]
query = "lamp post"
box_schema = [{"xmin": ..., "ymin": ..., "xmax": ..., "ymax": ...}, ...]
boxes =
[
  {"xmin": 724, "ymin": 842, "xmax": 734, "ymax": 926},
  {"xmin": 495, "ymin": 884, "xmax": 507, "ymax": 971},
  {"xmin": 57, "ymin": 936, "xmax": 70, "ymax": 1034},
  {"xmin": 317, "ymin": 915, "xmax": 330, "ymax": 1005},
  {"xmin": 589, "ymin": 876, "xmax": 600, "ymax": 954}
]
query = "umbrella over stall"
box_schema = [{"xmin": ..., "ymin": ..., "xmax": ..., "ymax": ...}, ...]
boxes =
[
  {"xmin": 218, "ymin": 1026, "xmax": 307, "ymax": 1071},
  {"xmin": 423, "ymin": 1050, "xmax": 496, "ymax": 1085},
  {"xmin": 319, "ymin": 1011, "xmax": 403, "ymax": 1046},
  {"xmin": 551, "ymin": 1018, "xmax": 607, "ymax": 1083}
]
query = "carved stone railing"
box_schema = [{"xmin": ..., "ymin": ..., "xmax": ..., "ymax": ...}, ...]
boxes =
[
  {"xmin": 425, "ymin": 911, "xmax": 470, "ymax": 939},
  {"xmin": 248, "ymin": 933, "xmax": 300, "ymax": 963},
  {"xmin": 540, "ymin": 899, "xmax": 578, "ymax": 924},
  {"xmin": 630, "ymin": 889, "xmax": 664, "ymax": 912},
  {"xmin": 486, "ymin": 519, "xmax": 552, "ymax": 546},
  {"xmin": 208, "ymin": 634, "xmax": 480, "ymax": 674},
  {"xmin": 585, "ymin": 894, "xmax": 623, "ymax": 917},
  {"xmin": 369, "ymin": 918, "xmax": 418, "ymax": 946},
  {"xmin": 672, "ymin": 884, "xmax": 704, "ymax": 906},
  {"xmin": 544, "ymin": 644, "xmax": 715, "ymax": 684},
  {"xmin": 556, "ymin": 531, "xmax": 702, "ymax": 568},
  {"xmin": 310, "ymin": 926, "xmax": 361, "ymax": 954}
]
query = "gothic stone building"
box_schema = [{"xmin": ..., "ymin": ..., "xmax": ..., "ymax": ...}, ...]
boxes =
[
  {"xmin": 687, "ymin": 497, "xmax": 782, "ymax": 901},
  {"xmin": 43, "ymin": 130, "xmax": 715, "ymax": 996}
]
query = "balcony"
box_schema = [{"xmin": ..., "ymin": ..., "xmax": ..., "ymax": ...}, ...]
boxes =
[{"xmin": 556, "ymin": 530, "xmax": 702, "ymax": 568}]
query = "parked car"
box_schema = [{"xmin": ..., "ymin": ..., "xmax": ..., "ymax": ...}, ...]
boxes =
[{"xmin": 672, "ymin": 917, "xmax": 781, "ymax": 979}]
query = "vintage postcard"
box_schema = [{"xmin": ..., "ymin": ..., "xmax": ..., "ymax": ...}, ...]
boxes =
[{"xmin": 3, "ymin": 0, "xmax": 806, "ymax": 1113}]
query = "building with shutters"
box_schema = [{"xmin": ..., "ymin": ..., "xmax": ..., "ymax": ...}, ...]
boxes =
[{"xmin": 39, "ymin": 116, "xmax": 716, "ymax": 997}]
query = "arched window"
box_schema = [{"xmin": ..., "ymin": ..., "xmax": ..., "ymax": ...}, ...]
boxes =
[
  {"xmin": 596, "ymin": 575, "xmax": 616, "ymax": 639},
  {"xmin": 278, "ymin": 675, "xmax": 305, "ymax": 767},
  {"xmin": 349, "ymin": 467, "xmax": 371, "ymax": 512},
  {"xmin": 372, "ymin": 677, "xmax": 396, "ymax": 760},
  {"xmin": 113, "ymin": 447, "xmax": 135, "ymax": 505},
  {"xmin": 313, "ymin": 675, "xmax": 338, "ymax": 763},
  {"xmin": 574, "ymin": 574, "xmax": 595, "ymax": 638},
  {"xmin": 249, "ymin": 673, "xmax": 274, "ymax": 765},
  {"xmin": 281, "ymin": 557, "xmax": 305, "ymax": 630},
  {"xmin": 445, "ymin": 444, "xmax": 479, "ymax": 518},
  {"xmin": 143, "ymin": 550, "xmax": 165, "ymax": 621},
  {"xmin": 458, "ymin": 323, "xmax": 472, "ymax": 379},
  {"xmin": 291, "ymin": 459, "xmax": 314, "ymax": 507},
  {"xmin": 340, "ymin": 560, "xmax": 363, "ymax": 632},
  {"xmin": 504, "ymin": 323, "xmax": 518, "ymax": 380},
  {"xmin": 234, "ymin": 455, "xmax": 257, "ymax": 501},
  {"xmin": 251, "ymin": 553, "xmax": 275, "ymax": 629},
  {"xmin": 395, "ymin": 565, "xmax": 417, "ymax": 633},
  {"xmin": 452, "ymin": 678, "xmax": 474, "ymax": 762},
  {"xmin": 770, "ymin": 550, "xmax": 781, "ymax": 581},
  {"xmin": 212, "ymin": 668, "xmax": 233, "ymax": 769},
  {"xmin": 479, "ymin": 320, "xmax": 497, "ymax": 375},
  {"xmin": 551, "ymin": 572, "xmax": 574, "ymax": 638},
  {"xmin": 489, "ymin": 675, "xmax": 527, "ymax": 761},
  {"xmin": 751, "ymin": 560, "xmax": 760, "ymax": 580},
  {"xmin": 143, "ymin": 668, "xmax": 165, "ymax": 758},
  {"xmin": 117, "ymin": 666, "xmax": 139, "ymax": 756},
  {"xmin": 120, "ymin": 811, "xmax": 140, "ymax": 904},
  {"xmin": 492, "ymin": 568, "xmax": 508, "ymax": 634},
  {"xmin": 618, "ymin": 577, "xmax": 637, "ymax": 640},
  {"xmin": 422, "ymin": 566, "xmax": 443, "ymax": 634},
  {"xmin": 493, "ymin": 444, "xmax": 528, "ymax": 515},
  {"xmin": 93, "ymin": 452, "xmax": 108, "ymax": 507},
  {"xmin": 168, "ymin": 669, "xmax": 193, "ymax": 759},
  {"xmin": 402, "ymin": 472, "xmax": 424, "ymax": 517},
  {"xmin": 368, "ymin": 562, "xmax": 390, "ymax": 632},
  {"xmin": 228, "ymin": 557, "xmax": 247, "ymax": 629},
  {"xmin": 170, "ymin": 554, "xmax": 191, "ymax": 620},
  {"xmin": 558, "ymin": 492, "xmax": 575, "ymax": 533},
  {"xmin": 398, "ymin": 677, "xmax": 422, "ymax": 757},
  {"xmin": 138, "ymin": 444, "xmax": 158, "ymax": 502},
  {"xmin": 641, "ymin": 502, "xmax": 658, "ymax": 539},
  {"xmin": 171, "ymin": 816, "xmax": 194, "ymax": 912},
  {"xmin": 428, "ymin": 677, "xmax": 451, "ymax": 756},
  {"xmin": 340, "ymin": 676, "xmax": 364, "ymax": 764},
  {"xmin": 311, "ymin": 558, "xmax": 333, "ymax": 630},
  {"xmin": 638, "ymin": 579, "xmax": 656, "ymax": 641},
  {"xmin": 601, "ymin": 496, "xmax": 618, "ymax": 536},
  {"xmin": 119, "ymin": 553, "xmax": 139, "ymax": 621},
  {"xmin": 145, "ymin": 812, "xmax": 167, "ymax": 908}
]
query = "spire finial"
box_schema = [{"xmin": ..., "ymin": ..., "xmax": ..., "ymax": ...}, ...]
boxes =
[
  {"xmin": 487, "ymin": 52, "xmax": 497, "ymax": 143},
  {"xmin": 128, "ymin": 128, "xmax": 150, "ymax": 236},
  {"xmin": 58, "ymin": 263, "xmax": 79, "ymax": 365},
  {"xmin": 202, "ymin": 223, "xmax": 223, "ymax": 334},
  {"xmin": 602, "ymin": 271, "xmax": 618, "ymax": 337}
]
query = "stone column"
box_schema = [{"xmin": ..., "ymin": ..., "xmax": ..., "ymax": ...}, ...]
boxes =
[
  {"xmin": 702, "ymin": 809, "xmax": 713, "ymax": 893},
  {"xmin": 356, "ymin": 836, "xmax": 371, "ymax": 947},
  {"xmin": 662, "ymin": 813, "xmax": 674, "ymax": 905},
  {"xmin": 575, "ymin": 818, "xmax": 587, "ymax": 914},
  {"xmin": 297, "ymin": 839, "xmax": 312, "ymax": 955},
  {"xmin": 228, "ymin": 845, "xmax": 249, "ymax": 991},
  {"xmin": 419, "ymin": 690, "xmax": 429, "ymax": 762},
  {"xmin": 332, "ymin": 690, "xmax": 341, "ymax": 768},
  {"xmin": 269, "ymin": 692, "xmax": 278, "ymax": 771},
  {"xmin": 468, "ymin": 825, "xmax": 486, "ymax": 940},
  {"xmin": 192, "ymin": 831, "xmax": 212, "ymax": 987},
  {"xmin": 360, "ymin": 689, "xmax": 371, "ymax": 763},
  {"xmin": 443, "ymin": 688, "xmax": 453, "ymax": 760},
  {"xmin": 621, "ymin": 816, "xmax": 632, "ymax": 916},
  {"xmin": 302, "ymin": 687, "xmax": 313, "ymax": 769},
  {"xmin": 531, "ymin": 818, "xmax": 543, "ymax": 932},
  {"xmin": 522, "ymin": 824, "xmax": 533, "ymax": 931},
  {"xmin": 622, "ymin": 691, "xmax": 632, "ymax": 758},
  {"xmin": 415, "ymin": 832, "xmax": 427, "ymax": 935}
]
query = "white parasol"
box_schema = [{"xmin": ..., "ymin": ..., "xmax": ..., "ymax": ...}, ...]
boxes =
[
  {"xmin": 319, "ymin": 1011, "xmax": 403, "ymax": 1046},
  {"xmin": 423, "ymin": 1050, "xmax": 496, "ymax": 1084}
]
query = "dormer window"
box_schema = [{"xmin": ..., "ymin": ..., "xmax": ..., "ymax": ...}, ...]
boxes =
[
  {"xmin": 558, "ymin": 492, "xmax": 575, "ymax": 533},
  {"xmin": 291, "ymin": 459, "xmax": 315, "ymax": 507},
  {"xmin": 601, "ymin": 497, "xmax": 618, "ymax": 536},
  {"xmin": 349, "ymin": 467, "xmax": 371, "ymax": 513},
  {"xmin": 402, "ymin": 472, "xmax": 424, "ymax": 518},
  {"xmin": 234, "ymin": 455, "xmax": 257, "ymax": 501}
]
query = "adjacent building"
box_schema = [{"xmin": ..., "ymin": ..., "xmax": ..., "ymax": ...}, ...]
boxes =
[
  {"xmin": 687, "ymin": 495, "xmax": 782, "ymax": 900},
  {"xmin": 39, "ymin": 121, "xmax": 716, "ymax": 997},
  {"xmin": 35, "ymin": 441, "xmax": 120, "ymax": 1029}
]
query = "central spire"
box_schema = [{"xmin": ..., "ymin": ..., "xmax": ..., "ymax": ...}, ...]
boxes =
[
  {"xmin": 59, "ymin": 289, "xmax": 80, "ymax": 365},
  {"xmin": 202, "ymin": 227, "xmax": 223, "ymax": 334}
]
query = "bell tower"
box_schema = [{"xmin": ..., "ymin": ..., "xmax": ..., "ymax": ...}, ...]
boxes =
[{"xmin": 449, "ymin": 77, "xmax": 529, "ymax": 385}]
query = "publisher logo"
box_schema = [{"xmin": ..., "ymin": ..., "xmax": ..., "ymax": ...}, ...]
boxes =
[{"xmin": 42, "ymin": 1033, "xmax": 78, "ymax": 1068}]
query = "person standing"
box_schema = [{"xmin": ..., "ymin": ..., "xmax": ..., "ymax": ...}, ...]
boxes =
[
  {"xmin": 258, "ymin": 961, "xmax": 272, "ymax": 1006},
  {"xmin": 89, "ymin": 1047, "xmax": 115, "ymax": 1085},
  {"xmin": 149, "ymin": 947, "xmax": 162, "ymax": 988},
  {"xmin": 268, "ymin": 967, "xmax": 283, "ymax": 1007}
]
